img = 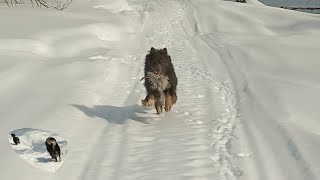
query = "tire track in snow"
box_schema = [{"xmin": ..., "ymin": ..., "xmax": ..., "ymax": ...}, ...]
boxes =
[
  {"xmin": 174, "ymin": 36, "xmax": 242, "ymax": 178},
  {"xmin": 170, "ymin": 0, "xmax": 241, "ymax": 178}
]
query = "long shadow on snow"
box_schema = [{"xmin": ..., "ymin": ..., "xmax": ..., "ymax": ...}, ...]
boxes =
[
  {"xmin": 72, "ymin": 104, "xmax": 150, "ymax": 124},
  {"xmin": 36, "ymin": 157, "xmax": 56, "ymax": 163}
]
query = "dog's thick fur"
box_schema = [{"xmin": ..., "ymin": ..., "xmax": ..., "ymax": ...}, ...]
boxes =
[
  {"xmin": 45, "ymin": 137, "xmax": 61, "ymax": 162},
  {"xmin": 11, "ymin": 134, "xmax": 20, "ymax": 145},
  {"xmin": 141, "ymin": 47, "xmax": 178, "ymax": 114}
]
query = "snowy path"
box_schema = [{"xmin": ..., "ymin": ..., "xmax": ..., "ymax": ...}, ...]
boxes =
[{"xmin": 64, "ymin": 0, "xmax": 238, "ymax": 179}]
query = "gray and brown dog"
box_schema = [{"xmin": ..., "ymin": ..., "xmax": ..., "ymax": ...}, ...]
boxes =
[{"xmin": 141, "ymin": 47, "xmax": 178, "ymax": 114}]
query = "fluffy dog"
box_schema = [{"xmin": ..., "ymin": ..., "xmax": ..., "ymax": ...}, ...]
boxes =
[
  {"xmin": 11, "ymin": 134, "xmax": 20, "ymax": 145},
  {"xmin": 45, "ymin": 137, "xmax": 61, "ymax": 162},
  {"xmin": 141, "ymin": 47, "xmax": 178, "ymax": 114}
]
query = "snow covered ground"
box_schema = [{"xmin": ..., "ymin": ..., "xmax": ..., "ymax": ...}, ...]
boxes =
[{"xmin": 1, "ymin": 0, "xmax": 320, "ymax": 179}]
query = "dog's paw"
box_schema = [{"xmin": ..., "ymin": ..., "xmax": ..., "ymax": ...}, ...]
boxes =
[
  {"xmin": 156, "ymin": 105, "xmax": 163, "ymax": 115},
  {"xmin": 165, "ymin": 95, "xmax": 173, "ymax": 112},
  {"xmin": 141, "ymin": 95, "xmax": 155, "ymax": 108},
  {"xmin": 141, "ymin": 99, "xmax": 148, "ymax": 107}
]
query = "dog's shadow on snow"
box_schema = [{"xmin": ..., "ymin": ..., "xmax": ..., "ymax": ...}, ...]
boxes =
[
  {"xmin": 36, "ymin": 157, "xmax": 54, "ymax": 163},
  {"xmin": 72, "ymin": 104, "xmax": 151, "ymax": 124}
]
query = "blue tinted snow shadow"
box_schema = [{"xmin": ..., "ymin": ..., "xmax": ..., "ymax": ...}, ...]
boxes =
[{"xmin": 72, "ymin": 104, "xmax": 153, "ymax": 124}]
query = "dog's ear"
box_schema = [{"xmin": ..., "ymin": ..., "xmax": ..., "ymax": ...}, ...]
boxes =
[
  {"xmin": 162, "ymin": 48, "xmax": 168, "ymax": 55},
  {"xmin": 150, "ymin": 47, "xmax": 156, "ymax": 53}
]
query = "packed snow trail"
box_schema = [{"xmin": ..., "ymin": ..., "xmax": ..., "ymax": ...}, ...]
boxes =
[{"xmin": 68, "ymin": 0, "xmax": 238, "ymax": 179}]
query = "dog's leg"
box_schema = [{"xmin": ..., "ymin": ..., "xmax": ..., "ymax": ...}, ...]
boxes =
[
  {"xmin": 50, "ymin": 152, "xmax": 54, "ymax": 159},
  {"xmin": 154, "ymin": 92, "xmax": 163, "ymax": 115},
  {"xmin": 171, "ymin": 92, "xmax": 177, "ymax": 105},
  {"xmin": 141, "ymin": 94, "xmax": 155, "ymax": 107},
  {"xmin": 165, "ymin": 89, "xmax": 177, "ymax": 112},
  {"xmin": 141, "ymin": 96, "xmax": 148, "ymax": 107},
  {"xmin": 155, "ymin": 101, "xmax": 163, "ymax": 114},
  {"xmin": 165, "ymin": 93, "xmax": 172, "ymax": 112}
]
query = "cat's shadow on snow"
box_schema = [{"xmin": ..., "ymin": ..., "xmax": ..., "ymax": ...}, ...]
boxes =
[{"xmin": 72, "ymin": 104, "xmax": 151, "ymax": 124}]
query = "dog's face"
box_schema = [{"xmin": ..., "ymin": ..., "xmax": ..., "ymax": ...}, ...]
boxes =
[{"xmin": 145, "ymin": 47, "xmax": 171, "ymax": 78}]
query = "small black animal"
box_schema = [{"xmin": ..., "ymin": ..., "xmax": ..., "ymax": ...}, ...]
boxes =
[
  {"xmin": 141, "ymin": 47, "xmax": 178, "ymax": 114},
  {"xmin": 45, "ymin": 137, "xmax": 61, "ymax": 162},
  {"xmin": 11, "ymin": 134, "xmax": 20, "ymax": 145}
]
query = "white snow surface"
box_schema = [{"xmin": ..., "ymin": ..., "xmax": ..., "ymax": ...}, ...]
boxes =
[{"xmin": 1, "ymin": 0, "xmax": 320, "ymax": 179}]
